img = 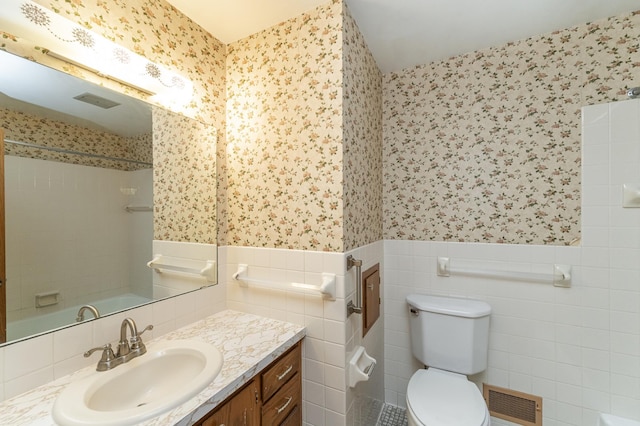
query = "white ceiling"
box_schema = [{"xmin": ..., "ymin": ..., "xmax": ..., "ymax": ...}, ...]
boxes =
[{"xmin": 165, "ymin": 0, "xmax": 640, "ymax": 73}]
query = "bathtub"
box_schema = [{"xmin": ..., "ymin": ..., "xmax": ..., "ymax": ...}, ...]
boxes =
[{"xmin": 7, "ymin": 293, "xmax": 152, "ymax": 341}]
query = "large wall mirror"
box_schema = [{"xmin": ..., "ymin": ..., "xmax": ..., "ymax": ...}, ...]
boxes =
[{"xmin": 0, "ymin": 49, "xmax": 217, "ymax": 345}]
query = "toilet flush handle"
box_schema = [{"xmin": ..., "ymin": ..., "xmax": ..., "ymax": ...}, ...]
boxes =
[{"xmin": 410, "ymin": 308, "xmax": 419, "ymax": 316}]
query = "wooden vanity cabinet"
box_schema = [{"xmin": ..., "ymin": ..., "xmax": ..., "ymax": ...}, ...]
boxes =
[
  {"xmin": 201, "ymin": 378, "xmax": 260, "ymax": 426},
  {"xmin": 196, "ymin": 342, "xmax": 302, "ymax": 426}
]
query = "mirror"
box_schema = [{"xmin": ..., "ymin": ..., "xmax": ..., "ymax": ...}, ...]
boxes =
[{"xmin": 0, "ymin": 49, "xmax": 217, "ymax": 345}]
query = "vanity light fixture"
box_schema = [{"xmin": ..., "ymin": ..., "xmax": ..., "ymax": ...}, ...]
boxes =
[{"xmin": 0, "ymin": 0, "xmax": 193, "ymax": 107}]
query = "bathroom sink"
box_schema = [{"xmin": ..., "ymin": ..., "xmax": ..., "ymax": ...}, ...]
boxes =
[{"xmin": 52, "ymin": 340, "xmax": 223, "ymax": 426}]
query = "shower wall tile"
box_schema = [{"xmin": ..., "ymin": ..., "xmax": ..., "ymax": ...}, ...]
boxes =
[{"xmin": 4, "ymin": 156, "xmax": 149, "ymax": 325}]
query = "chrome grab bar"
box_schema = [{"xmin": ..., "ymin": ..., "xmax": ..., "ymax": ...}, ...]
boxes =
[{"xmin": 346, "ymin": 255, "xmax": 363, "ymax": 316}]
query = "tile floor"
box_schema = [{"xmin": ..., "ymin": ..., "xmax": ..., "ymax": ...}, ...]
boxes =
[
  {"xmin": 352, "ymin": 397, "xmax": 384, "ymax": 426},
  {"xmin": 376, "ymin": 404, "xmax": 408, "ymax": 426},
  {"xmin": 373, "ymin": 404, "xmax": 512, "ymax": 426}
]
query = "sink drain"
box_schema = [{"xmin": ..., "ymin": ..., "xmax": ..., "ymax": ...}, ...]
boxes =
[{"xmin": 137, "ymin": 402, "xmax": 148, "ymax": 407}]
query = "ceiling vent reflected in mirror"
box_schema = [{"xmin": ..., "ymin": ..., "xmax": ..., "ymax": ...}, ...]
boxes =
[{"xmin": 73, "ymin": 92, "xmax": 121, "ymax": 109}]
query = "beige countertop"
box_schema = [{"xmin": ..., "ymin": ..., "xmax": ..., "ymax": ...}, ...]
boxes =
[{"xmin": 0, "ymin": 310, "xmax": 306, "ymax": 426}]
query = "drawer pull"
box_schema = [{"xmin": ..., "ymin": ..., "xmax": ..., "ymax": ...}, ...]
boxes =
[
  {"xmin": 277, "ymin": 365, "xmax": 293, "ymax": 381},
  {"xmin": 276, "ymin": 396, "xmax": 293, "ymax": 414}
]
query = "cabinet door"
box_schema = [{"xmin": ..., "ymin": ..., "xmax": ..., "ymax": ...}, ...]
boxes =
[
  {"xmin": 201, "ymin": 404, "xmax": 229, "ymax": 426},
  {"xmin": 362, "ymin": 264, "xmax": 380, "ymax": 337},
  {"xmin": 202, "ymin": 379, "xmax": 260, "ymax": 426}
]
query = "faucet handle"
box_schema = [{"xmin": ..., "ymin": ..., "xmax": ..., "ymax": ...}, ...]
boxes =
[
  {"xmin": 84, "ymin": 343, "xmax": 114, "ymax": 359},
  {"xmin": 84, "ymin": 344, "xmax": 120, "ymax": 371},
  {"xmin": 138, "ymin": 324, "xmax": 153, "ymax": 337},
  {"xmin": 130, "ymin": 324, "xmax": 154, "ymax": 351}
]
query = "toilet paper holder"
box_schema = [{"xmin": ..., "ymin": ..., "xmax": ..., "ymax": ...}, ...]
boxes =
[{"xmin": 348, "ymin": 346, "xmax": 376, "ymax": 388}]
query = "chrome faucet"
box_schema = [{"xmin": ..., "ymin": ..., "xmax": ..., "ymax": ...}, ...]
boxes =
[
  {"xmin": 85, "ymin": 317, "xmax": 153, "ymax": 371},
  {"xmin": 76, "ymin": 304, "xmax": 100, "ymax": 322}
]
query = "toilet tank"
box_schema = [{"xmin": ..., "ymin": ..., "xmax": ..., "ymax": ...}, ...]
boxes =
[{"xmin": 406, "ymin": 294, "xmax": 491, "ymax": 375}]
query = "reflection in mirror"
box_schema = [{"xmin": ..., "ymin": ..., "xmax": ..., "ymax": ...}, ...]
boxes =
[{"xmin": 0, "ymin": 49, "xmax": 216, "ymax": 345}]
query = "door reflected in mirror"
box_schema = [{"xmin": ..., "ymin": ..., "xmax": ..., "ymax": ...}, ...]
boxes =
[{"xmin": 0, "ymin": 49, "xmax": 217, "ymax": 345}]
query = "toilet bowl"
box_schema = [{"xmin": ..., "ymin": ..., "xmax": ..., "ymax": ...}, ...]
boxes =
[{"xmin": 406, "ymin": 368, "xmax": 490, "ymax": 426}]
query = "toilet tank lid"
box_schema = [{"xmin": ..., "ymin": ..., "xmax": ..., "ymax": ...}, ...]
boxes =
[{"xmin": 406, "ymin": 294, "xmax": 491, "ymax": 318}]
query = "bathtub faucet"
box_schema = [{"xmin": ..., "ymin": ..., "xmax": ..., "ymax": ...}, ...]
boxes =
[{"xmin": 76, "ymin": 304, "xmax": 100, "ymax": 322}]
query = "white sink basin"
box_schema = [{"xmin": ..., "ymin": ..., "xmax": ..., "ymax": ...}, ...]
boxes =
[{"xmin": 53, "ymin": 340, "xmax": 223, "ymax": 426}]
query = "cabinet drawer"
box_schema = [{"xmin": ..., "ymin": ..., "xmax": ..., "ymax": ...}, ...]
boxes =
[
  {"xmin": 279, "ymin": 403, "xmax": 301, "ymax": 426},
  {"xmin": 261, "ymin": 343, "xmax": 301, "ymax": 402},
  {"xmin": 261, "ymin": 372, "xmax": 301, "ymax": 426}
]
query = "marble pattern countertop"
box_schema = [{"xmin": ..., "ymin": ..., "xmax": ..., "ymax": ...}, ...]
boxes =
[{"xmin": 0, "ymin": 310, "xmax": 306, "ymax": 426}]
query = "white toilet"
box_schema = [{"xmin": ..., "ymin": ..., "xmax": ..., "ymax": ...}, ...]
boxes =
[{"xmin": 405, "ymin": 294, "xmax": 492, "ymax": 426}]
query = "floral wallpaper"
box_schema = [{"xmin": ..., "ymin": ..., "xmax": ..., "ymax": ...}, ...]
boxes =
[
  {"xmin": 5, "ymin": 0, "xmax": 636, "ymax": 249},
  {"xmin": 342, "ymin": 3, "xmax": 383, "ymax": 251},
  {"xmin": 383, "ymin": 10, "xmax": 640, "ymax": 245},
  {"xmin": 1, "ymin": 107, "xmax": 151, "ymax": 171},
  {"xmin": 153, "ymin": 106, "xmax": 217, "ymax": 243},
  {"xmin": 1, "ymin": 0, "xmax": 225, "ymax": 243},
  {"xmin": 226, "ymin": 0, "xmax": 345, "ymax": 251}
]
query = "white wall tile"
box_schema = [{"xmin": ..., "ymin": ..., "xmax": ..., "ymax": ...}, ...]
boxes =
[
  {"xmin": 4, "ymin": 334, "xmax": 53, "ymax": 381},
  {"xmin": 4, "ymin": 368, "xmax": 54, "ymax": 400},
  {"xmin": 305, "ymin": 337, "xmax": 325, "ymax": 363},
  {"xmin": 324, "ymin": 409, "xmax": 345, "ymax": 426},
  {"xmin": 54, "ymin": 353, "xmax": 93, "ymax": 379},
  {"xmin": 582, "ymin": 348, "xmax": 610, "ymax": 372},
  {"xmin": 325, "ymin": 342, "xmax": 345, "ymax": 368},
  {"xmin": 304, "ymin": 251, "xmax": 324, "ymax": 274},
  {"xmin": 285, "ymin": 250, "xmax": 305, "ymax": 271},
  {"xmin": 304, "ymin": 401, "xmax": 325, "ymax": 426},
  {"xmin": 325, "ymin": 387, "xmax": 346, "ymax": 414},
  {"xmin": 305, "ymin": 358, "xmax": 325, "ymax": 385},
  {"xmin": 324, "ymin": 364, "xmax": 345, "ymax": 391},
  {"xmin": 610, "ymin": 332, "xmax": 640, "ymax": 356},
  {"xmin": 609, "ymin": 100, "xmax": 640, "ymax": 143},
  {"xmin": 305, "ymin": 380, "xmax": 326, "ymax": 406},
  {"xmin": 53, "ymin": 321, "xmax": 93, "ymax": 362},
  {"xmin": 582, "ymin": 103, "xmax": 609, "ymax": 127}
]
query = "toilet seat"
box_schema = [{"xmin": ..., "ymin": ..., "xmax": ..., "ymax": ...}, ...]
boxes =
[{"xmin": 406, "ymin": 368, "xmax": 489, "ymax": 426}]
